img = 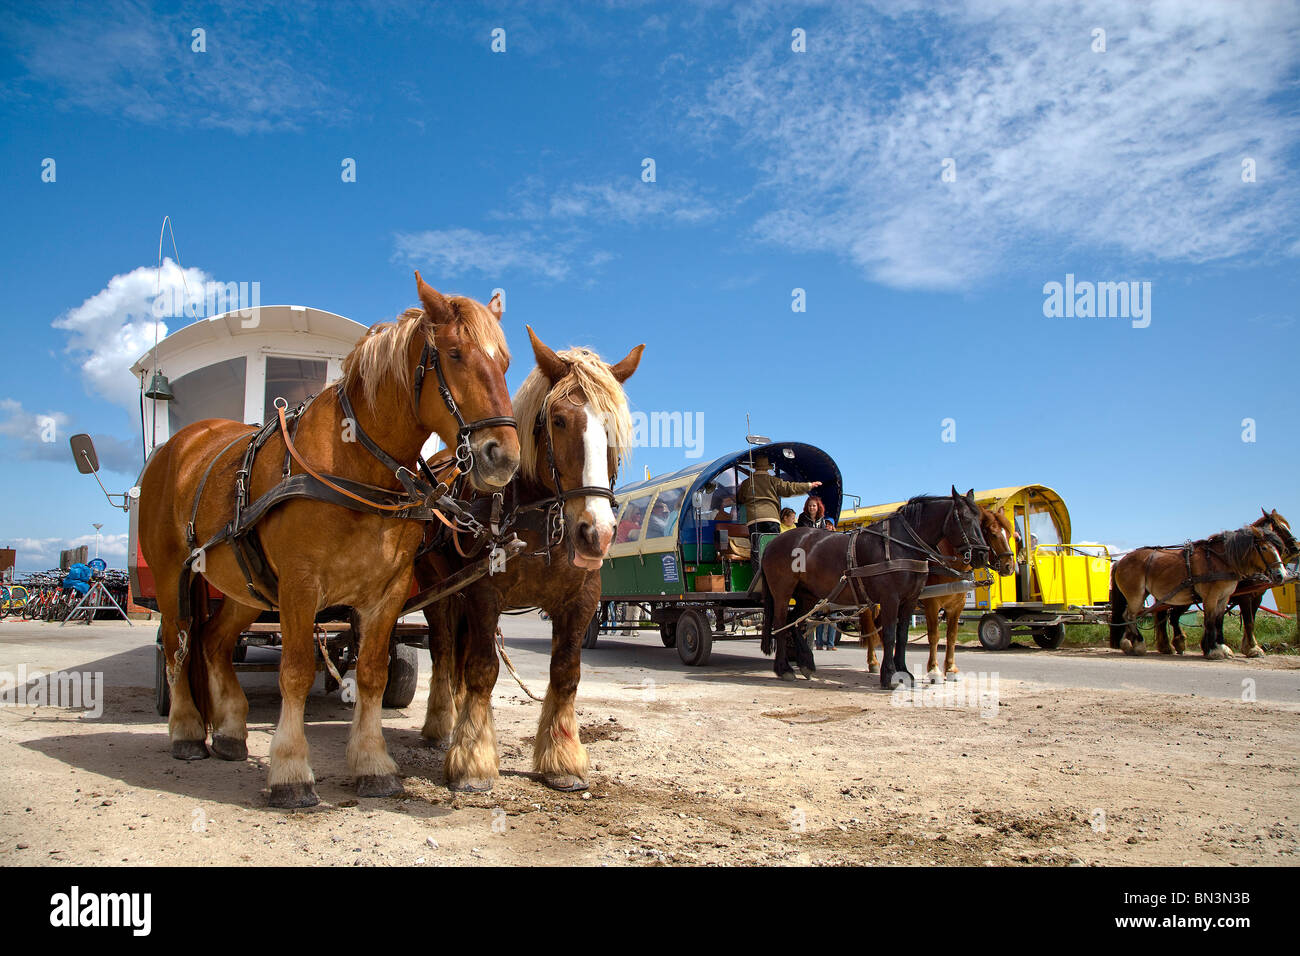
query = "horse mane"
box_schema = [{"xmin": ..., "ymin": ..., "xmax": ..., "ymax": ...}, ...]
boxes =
[
  {"xmin": 1222, "ymin": 527, "xmax": 1262, "ymax": 573},
  {"xmin": 339, "ymin": 299, "xmax": 509, "ymax": 411},
  {"xmin": 513, "ymin": 345, "xmax": 633, "ymax": 483},
  {"xmin": 896, "ymin": 494, "xmax": 945, "ymax": 525}
]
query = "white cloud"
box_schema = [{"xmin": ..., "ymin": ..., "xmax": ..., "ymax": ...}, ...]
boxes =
[
  {"xmin": 516, "ymin": 180, "xmax": 720, "ymax": 226},
  {"xmin": 700, "ymin": 0, "xmax": 1300, "ymax": 289},
  {"xmin": 52, "ymin": 258, "xmax": 210, "ymax": 411},
  {"xmin": 8, "ymin": 533, "xmax": 128, "ymax": 570}
]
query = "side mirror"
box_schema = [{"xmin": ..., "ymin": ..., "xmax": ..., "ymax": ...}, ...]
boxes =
[{"xmin": 70, "ymin": 434, "xmax": 100, "ymax": 474}]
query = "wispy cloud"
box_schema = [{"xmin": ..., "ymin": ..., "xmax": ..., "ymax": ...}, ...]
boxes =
[
  {"xmin": 8, "ymin": 533, "xmax": 128, "ymax": 569},
  {"xmin": 3, "ymin": 2, "xmax": 350, "ymax": 134},
  {"xmin": 392, "ymin": 228, "xmax": 575, "ymax": 282},
  {"xmin": 698, "ymin": 0, "xmax": 1300, "ymax": 289},
  {"xmin": 0, "ymin": 400, "xmax": 140, "ymax": 474},
  {"xmin": 509, "ymin": 178, "xmax": 721, "ymax": 226}
]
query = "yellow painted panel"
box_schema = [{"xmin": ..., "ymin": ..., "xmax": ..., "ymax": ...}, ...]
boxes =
[
  {"xmin": 1274, "ymin": 582, "xmax": 1296, "ymax": 615},
  {"xmin": 1062, "ymin": 555, "xmax": 1088, "ymax": 605},
  {"xmin": 1034, "ymin": 553, "xmax": 1063, "ymax": 603}
]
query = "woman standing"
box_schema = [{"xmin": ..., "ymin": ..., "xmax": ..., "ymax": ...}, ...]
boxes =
[{"xmin": 797, "ymin": 496, "xmax": 838, "ymax": 649}]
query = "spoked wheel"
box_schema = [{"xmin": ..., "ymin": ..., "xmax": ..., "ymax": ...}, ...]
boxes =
[
  {"xmin": 676, "ymin": 608, "xmax": 712, "ymax": 666},
  {"xmin": 978, "ymin": 612, "xmax": 1013, "ymax": 651},
  {"xmin": 1033, "ymin": 623, "xmax": 1066, "ymax": 649}
]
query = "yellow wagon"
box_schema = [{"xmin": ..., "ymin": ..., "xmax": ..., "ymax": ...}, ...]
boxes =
[{"xmin": 838, "ymin": 484, "xmax": 1110, "ymax": 649}]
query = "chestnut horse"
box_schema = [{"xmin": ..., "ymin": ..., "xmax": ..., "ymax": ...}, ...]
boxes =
[
  {"xmin": 1109, "ymin": 525, "xmax": 1286, "ymax": 660},
  {"xmin": 859, "ymin": 506, "xmax": 1018, "ymax": 680},
  {"xmin": 1154, "ymin": 510, "xmax": 1296, "ymax": 658},
  {"xmin": 417, "ymin": 328, "xmax": 642, "ymax": 792},
  {"xmin": 761, "ymin": 489, "xmax": 990, "ymax": 689},
  {"xmin": 138, "ymin": 273, "xmax": 519, "ymax": 808}
]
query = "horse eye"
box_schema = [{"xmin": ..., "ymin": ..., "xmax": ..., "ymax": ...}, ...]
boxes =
[
  {"xmin": 552, "ymin": 418, "xmax": 566, "ymax": 429},
  {"xmin": 447, "ymin": 349, "xmax": 463, "ymax": 361}
]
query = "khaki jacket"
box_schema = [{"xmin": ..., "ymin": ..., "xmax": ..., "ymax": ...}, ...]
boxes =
[{"xmin": 737, "ymin": 472, "xmax": 816, "ymax": 526}]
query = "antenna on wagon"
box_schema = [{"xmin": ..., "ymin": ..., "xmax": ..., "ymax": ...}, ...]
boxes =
[{"xmin": 140, "ymin": 216, "xmax": 192, "ymax": 460}]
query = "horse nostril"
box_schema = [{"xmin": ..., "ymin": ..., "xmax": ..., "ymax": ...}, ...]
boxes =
[{"xmin": 481, "ymin": 440, "xmax": 500, "ymax": 466}]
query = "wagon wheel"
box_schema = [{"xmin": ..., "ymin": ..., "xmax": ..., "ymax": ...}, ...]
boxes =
[
  {"xmin": 978, "ymin": 612, "xmax": 1013, "ymax": 651},
  {"xmin": 581, "ymin": 607, "xmax": 601, "ymax": 650},
  {"xmin": 154, "ymin": 629, "xmax": 171, "ymax": 717},
  {"xmin": 1033, "ymin": 623, "xmax": 1066, "ymax": 649},
  {"xmin": 382, "ymin": 642, "xmax": 419, "ymax": 709},
  {"xmin": 676, "ymin": 608, "xmax": 712, "ymax": 666}
]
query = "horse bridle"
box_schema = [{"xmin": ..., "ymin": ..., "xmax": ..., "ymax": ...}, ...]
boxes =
[
  {"xmin": 412, "ymin": 337, "xmax": 517, "ymax": 477},
  {"xmin": 943, "ymin": 502, "xmax": 991, "ymax": 567}
]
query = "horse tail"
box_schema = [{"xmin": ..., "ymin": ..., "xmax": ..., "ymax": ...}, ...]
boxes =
[
  {"xmin": 1108, "ymin": 579, "xmax": 1127, "ymax": 649},
  {"xmin": 186, "ymin": 576, "xmax": 213, "ymax": 727},
  {"xmin": 759, "ymin": 567, "xmax": 774, "ymax": 656}
]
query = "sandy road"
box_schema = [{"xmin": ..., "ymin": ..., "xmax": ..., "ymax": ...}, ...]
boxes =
[{"xmin": 0, "ymin": 617, "xmax": 1296, "ymax": 866}]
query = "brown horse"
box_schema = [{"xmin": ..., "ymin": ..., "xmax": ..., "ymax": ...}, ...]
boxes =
[
  {"xmin": 1155, "ymin": 509, "xmax": 1297, "ymax": 658},
  {"xmin": 138, "ymin": 273, "xmax": 519, "ymax": 808},
  {"xmin": 417, "ymin": 328, "xmax": 642, "ymax": 792},
  {"xmin": 859, "ymin": 506, "xmax": 1018, "ymax": 680},
  {"xmin": 761, "ymin": 489, "xmax": 990, "ymax": 688},
  {"xmin": 1110, "ymin": 525, "xmax": 1287, "ymax": 660}
]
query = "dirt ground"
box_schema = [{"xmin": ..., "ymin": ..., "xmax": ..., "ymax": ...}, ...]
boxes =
[{"xmin": 1, "ymin": 621, "xmax": 1297, "ymax": 867}]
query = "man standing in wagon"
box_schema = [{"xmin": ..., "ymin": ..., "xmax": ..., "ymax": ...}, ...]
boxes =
[{"xmin": 737, "ymin": 455, "xmax": 821, "ymax": 573}]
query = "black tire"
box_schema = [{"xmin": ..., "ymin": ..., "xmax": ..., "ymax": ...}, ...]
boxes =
[
  {"xmin": 581, "ymin": 609, "xmax": 600, "ymax": 650},
  {"xmin": 232, "ymin": 640, "xmax": 248, "ymax": 664},
  {"xmin": 382, "ymin": 642, "xmax": 419, "ymax": 708},
  {"xmin": 1033, "ymin": 623, "xmax": 1066, "ymax": 649},
  {"xmin": 676, "ymin": 608, "xmax": 712, "ymax": 666},
  {"xmin": 660, "ymin": 622, "xmax": 677, "ymax": 647},
  {"xmin": 154, "ymin": 636, "xmax": 171, "ymax": 717},
  {"xmin": 978, "ymin": 612, "xmax": 1013, "ymax": 651}
]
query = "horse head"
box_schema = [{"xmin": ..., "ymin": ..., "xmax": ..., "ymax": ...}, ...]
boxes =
[
  {"xmin": 413, "ymin": 272, "xmax": 520, "ymax": 490},
  {"xmin": 982, "ymin": 507, "xmax": 1018, "ymax": 576},
  {"xmin": 944, "ymin": 486, "xmax": 991, "ymax": 569},
  {"xmin": 521, "ymin": 327, "xmax": 643, "ymax": 571},
  {"xmin": 1233, "ymin": 526, "xmax": 1287, "ymax": 584},
  {"xmin": 1259, "ymin": 508, "xmax": 1298, "ymax": 562}
]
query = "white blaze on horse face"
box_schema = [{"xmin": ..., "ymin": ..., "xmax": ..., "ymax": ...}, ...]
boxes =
[{"xmin": 581, "ymin": 405, "xmax": 616, "ymax": 550}]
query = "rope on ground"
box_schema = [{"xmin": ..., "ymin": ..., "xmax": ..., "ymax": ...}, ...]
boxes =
[{"xmin": 496, "ymin": 626, "xmax": 545, "ymax": 702}]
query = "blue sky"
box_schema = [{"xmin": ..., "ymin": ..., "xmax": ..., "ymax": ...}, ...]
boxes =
[{"xmin": 1, "ymin": 0, "xmax": 1298, "ymax": 571}]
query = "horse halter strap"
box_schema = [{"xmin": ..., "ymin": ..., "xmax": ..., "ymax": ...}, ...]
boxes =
[{"xmin": 412, "ymin": 338, "xmax": 517, "ymax": 476}]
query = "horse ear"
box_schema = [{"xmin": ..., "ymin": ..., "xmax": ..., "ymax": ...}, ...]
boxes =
[
  {"xmin": 527, "ymin": 325, "xmax": 569, "ymax": 383},
  {"xmin": 414, "ymin": 271, "xmax": 454, "ymax": 326},
  {"xmin": 966, "ymin": 488, "xmax": 976, "ymax": 503},
  {"xmin": 487, "ymin": 291, "xmax": 504, "ymax": 321},
  {"xmin": 609, "ymin": 343, "xmax": 645, "ymax": 384},
  {"xmin": 1263, "ymin": 508, "xmax": 1271, "ymax": 520},
  {"xmin": 950, "ymin": 485, "xmax": 959, "ymax": 498}
]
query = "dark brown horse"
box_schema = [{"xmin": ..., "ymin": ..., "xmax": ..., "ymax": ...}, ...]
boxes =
[
  {"xmin": 1110, "ymin": 524, "xmax": 1287, "ymax": 660},
  {"xmin": 860, "ymin": 505, "xmax": 1018, "ymax": 680},
  {"xmin": 761, "ymin": 489, "xmax": 990, "ymax": 688},
  {"xmin": 139, "ymin": 273, "xmax": 519, "ymax": 807},
  {"xmin": 417, "ymin": 328, "xmax": 642, "ymax": 792},
  {"xmin": 1154, "ymin": 510, "xmax": 1296, "ymax": 658}
]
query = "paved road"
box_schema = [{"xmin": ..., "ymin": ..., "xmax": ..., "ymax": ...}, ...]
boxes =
[{"xmin": 2, "ymin": 616, "xmax": 1297, "ymax": 705}]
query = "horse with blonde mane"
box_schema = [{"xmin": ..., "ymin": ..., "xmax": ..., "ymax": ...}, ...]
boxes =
[
  {"xmin": 139, "ymin": 273, "xmax": 518, "ymax": 807},
  {"xmin": 416, "ymin": 327, "xmax": 642, "ymax": 791}
]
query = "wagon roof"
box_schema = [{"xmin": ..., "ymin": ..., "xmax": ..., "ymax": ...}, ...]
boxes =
[{"xmin": 615, "ymin": 441, "xmax": 843, "ymax": 522}]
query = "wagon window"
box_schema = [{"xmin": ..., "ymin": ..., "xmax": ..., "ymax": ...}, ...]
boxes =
[
  {"xmin": 1027, "ymin": 509, "xmax": 1060, "ymax": 546},
  {"xmin": 645, "ymin": 487, "xmax": 685, "ymax": 540},
  {"xmin": 264, "ymin": 356, "xmax": 328, "ymax": 418},
  {"xmin": 615, "ymin": 494, "xmax": 652, "ymax": 544},
  {"xmin": 168, "ymin": 356, "xmax": 248, "ymax": 433}
]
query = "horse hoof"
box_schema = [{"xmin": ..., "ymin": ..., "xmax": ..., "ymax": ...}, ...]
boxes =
[
  {"xmin": 1205, "ymin": 647, "xmax": 1226, "ymax": 661},
  {"xmin": 210, "ymin": 734, "xmax": 247, "ymax": 761},
  {"xmin": 448, "ymin": 777, "xmax": 494, "ymax": 793},
  {"xmin": 541, "ymin": 773, "xmax": 588, "ymax": 792},
  {"xmin": 890, "ymin": 672, "xmax": 912, "ymax": 689},
  {"xmin": 867, "ymin": 663, "xmax": 879, "ymax": 674},
  {"xmin": 798, "ymin": 665, "xmax": 815, "ymax": 679},
  {"xmin": 1222, "ymin": 645, "xmax": 1234, "ymax": 658},
  {"xmin": 945, "ymin": 671, "xmax": 960, "ymax": 682},
  {"xmin": 269, "ymin": 783, "xmax": 320, "ymax": 809},
  {"xmin": 926, "ymin": 670, "xmax": 942, "ymax": 684},
  {"xmin": 1245, "ymin": 647, "xmax": 1264, "ymax": 659},
  {"xmin": 779, "ymin": 670, "xmax": 796, "ymax": 682},
  {"xmin": 422, "ymin": 735, "xmax": 452, "ymax": 749},
  {"xmin": 171, "ymin": 739, "xmax": 209, "ymax": 761},
  {"xmin": 357, "ymin": 774, "xmax": 403, "ymax": 798},
  {"xmin": 1130, "ymin": 643, "xmax": 1146, "ymax": 656}
]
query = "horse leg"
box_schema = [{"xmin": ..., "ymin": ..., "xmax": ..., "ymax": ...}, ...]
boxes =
[
  {"xmin": 1202, "ymin": 591, "xmax": 1232, "ymax": 660},
  {"xmin": 268, "ymin": 594, "xmax": 321, "ymax": 808},
  {"xmin": 1169, "ymin": 606, "xmax": 1188, "ymax": 655},
  {"xmin": 445, "ymin": 598, "xmax": 501, "ymax": 791},
  {"xmin": 204, "ymin": 599, "xmax": 260, "ymax": 761},
  {"xmin": 1153, "ymin": 608, "xmax": 1172, "ymax": 655},
  {"xmin": 893, "ymin": 599, "xmax": 915, "ymax": 686},
  {"xmin": 421, "ymin": 603, "xmax": 458, "ymax": 747},
  {"xmin": 770, "ymin": 591, "xmax": 796, "ymax": 681},
  {"xmin": 923, "ymin": 598, "xmax": 941, "ymax": 683},
  {"xmin": 347, "ymin": 598, "xmax": 404, "ymax": 798},
  {"xmin": 943, "ymin": 596, "xmax": 961, "ymax": 680},
  {"xmin": 1240, "ymin": 597, "xmax": 1264, "ymax": 658},
  {"xmin": 156, "ymin": 586, "xmax": 208, "ymax": 761},
  {"xmin": 1120, "ymin": 587, "xmax": 1147, "ymax": 656},
  {"xmin": 877, "ymin": 595, "xmax": 899, "ymax": 690},
  {"xmin": 859, "ymin": 606, "xmax": 879, "ymax": 674},
  {"xmin": 534, "ymin": 599, "xmax": 593, "ymax": 791}
]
